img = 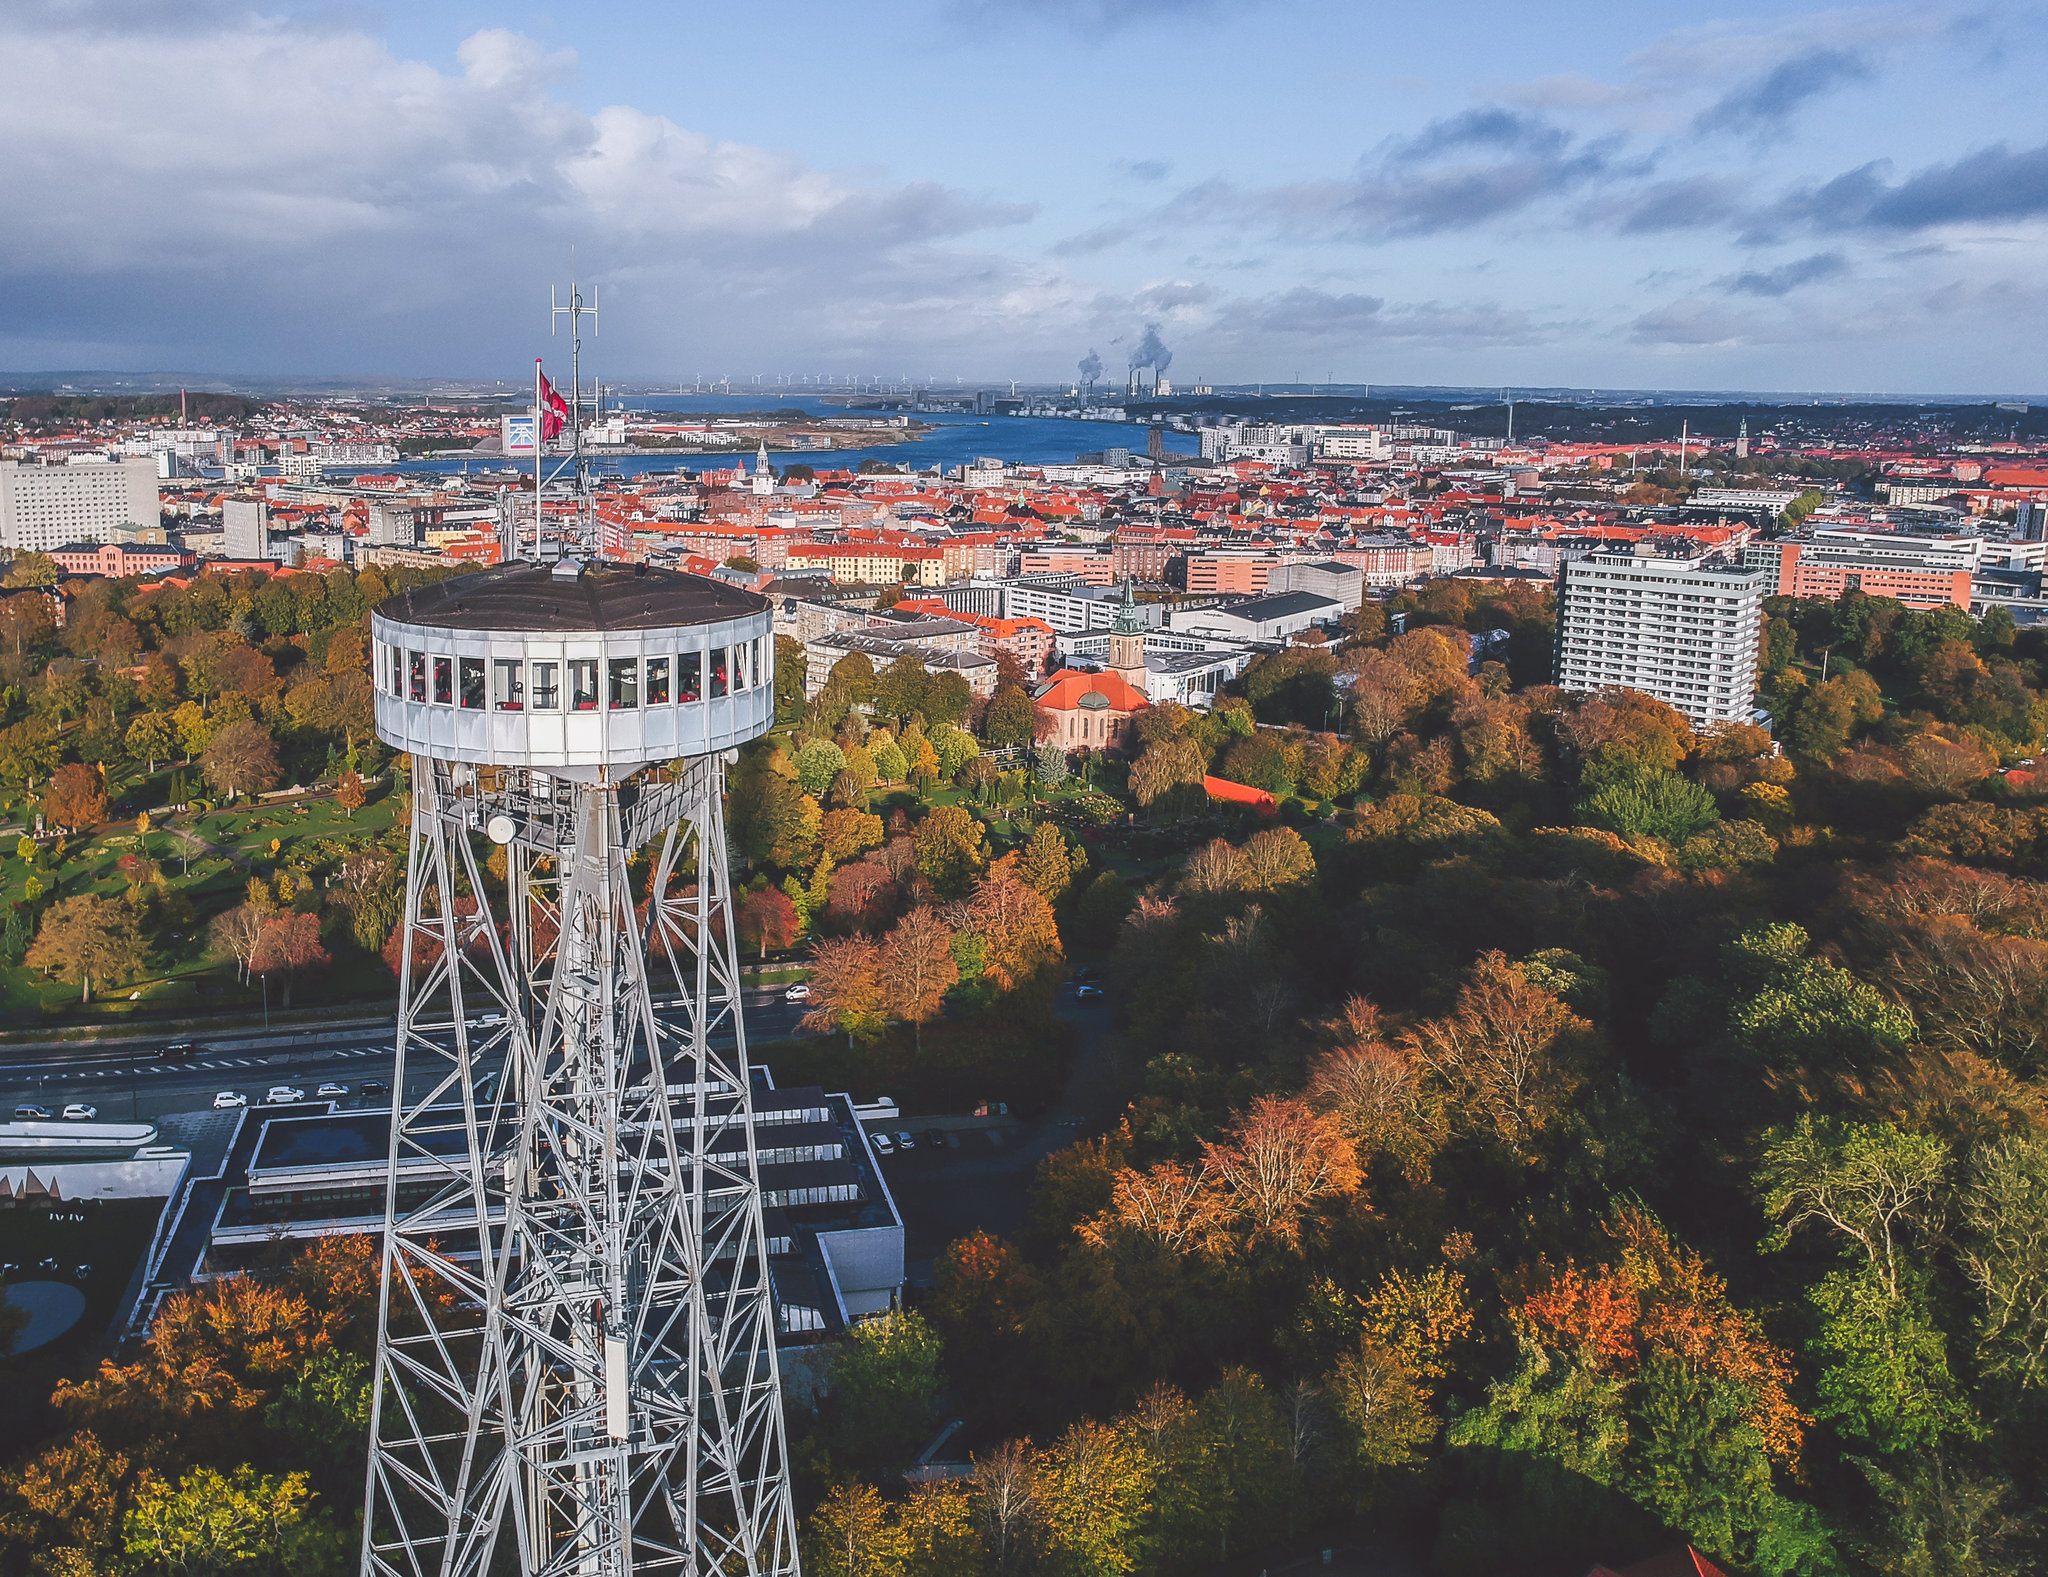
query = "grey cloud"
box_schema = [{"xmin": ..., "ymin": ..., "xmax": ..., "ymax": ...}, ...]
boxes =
[
  {"xmin": 1693, "ymin": 46, "xmax": 1873, "ymax": 135},
  {"xmin": 1121, "ymin": 160, "xmax": 1170, "ymax": 182},
  {"xmin": 1583, "ymin": 175, "xmax": 1748, "ymax": 234},
  {"xmin": 1756, "ymin": 141, "xmax": 2048, "ymax": 236},
  {"xmin": 1720, "ymin": 251, "xmax": 1848, "ymax": 296},
  {"xmin": 1206, "ymin": 287, "xmax": 1541, "ymax": 348},
  {"xmin": 1132, "ymin": 280, "xmax": 1213, "ymax": 311}
]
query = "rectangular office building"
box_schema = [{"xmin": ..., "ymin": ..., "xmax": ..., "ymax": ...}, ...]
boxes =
[{"xmin": 1554, "ymin": 550, "xmax": 1766, "ymax": 726}]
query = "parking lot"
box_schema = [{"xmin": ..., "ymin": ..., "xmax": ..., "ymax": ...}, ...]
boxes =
[{"xmin": 867, "ymin": 984, "xmax": 1118, "ymax": 1280}]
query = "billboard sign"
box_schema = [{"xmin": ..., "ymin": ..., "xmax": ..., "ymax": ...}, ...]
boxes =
[{"xmin": 503, "ymin": 414, "xmax": 537, "ymax": 456}]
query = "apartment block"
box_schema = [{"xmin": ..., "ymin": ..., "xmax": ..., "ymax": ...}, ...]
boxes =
[
  {"xmin": 1554, "ymin": 550, "xmax": 1766, "ymax": 726},
  {"xmin": 0, "ymin": 457, "xmax": 161, "ymax": 552},
  {"xmin": 1183, "ymin": 551, "xmax": 1283, "ymax": 596},
  {"xmin": 1742, "ymin": 536, "xmax": 1976, "ymax": 610}
]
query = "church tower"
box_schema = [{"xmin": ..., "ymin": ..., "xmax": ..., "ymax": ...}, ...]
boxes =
[
  {"xmin": 1110, "ymin": 580, "xmax": 1146, "ymax": 689},
  {"xmin": 752, "ymin": 441, "xmax": 775, "ymax": 496},
  {"xmin": 1735, "ymin": 418, "xmax": 1750, "ymax": 460}
]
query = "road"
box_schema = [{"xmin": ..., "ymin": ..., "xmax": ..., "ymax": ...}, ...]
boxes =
[{"xmin": 0, "ymin": 990, "xmax": 810, "ymax": 1123}]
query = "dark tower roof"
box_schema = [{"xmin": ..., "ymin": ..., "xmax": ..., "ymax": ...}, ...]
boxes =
[{"xmin": 376, "ymin": 560, "xmax": 768, "ymax": 633}]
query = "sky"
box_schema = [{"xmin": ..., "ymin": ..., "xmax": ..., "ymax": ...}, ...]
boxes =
[{"xmin": 1, "ymin": 0, "xmax": 2045, "ymax": 393}]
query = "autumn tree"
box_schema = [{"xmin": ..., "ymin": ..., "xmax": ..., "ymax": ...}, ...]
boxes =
[
  {"xmin": 201, "ymin": 719, "xmax": 282, "ymax": 803},
  {"xmin": 125, "ymin": 711, "xmax": 180, "ymax": 774},
  {"xmin": 249, "ymin": 911, "xmax": 331, "ymax": 1007},
  {"xmin": 914, "ymin": 804, "xmax": 987, "ymax": 898},
  {"xmin": 881, "ymin": 905, "xmax": 958, "ymax": 1049},
  {"xmin": 1199, "ymin": 1095, "xmax": 1363, "ymax": 1248},
  {"xmin": 27, "ymin": 894, "xmax": 147, "ymax": 1002},
  {"xmin": 802, "ymin": 935, "xmax": 888, "ymax": 1044},
  {"xmin": 42, "ymin": 762, "xmax": 107, "ymax": 832},
  {"xmin": 800, "ymin": 1483, "xmax": 906, "ymax": 1577},
  {"xmin": 334, "ymin": 770, "xmax": 366, "ymax": 818},
  {"xmin": 1397, "ymin": 951, "xmax": 1592, "ymax": 1155},
  {"xmin": 737, "ymin": 885, "xmax": 800, "ymax": 957},
  {"xmin": 1129, "ymin": 736, "xmax": 1206, "ymax": 816}
]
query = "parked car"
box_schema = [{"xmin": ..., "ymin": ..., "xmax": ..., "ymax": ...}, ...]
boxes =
[
  {"xmin": 13, "ymin": 1105, "xmax": 51, "ymax": 1121},
  {"xmin": 870, "ymin": 1132, "xmax": 895, "ymax": 1155},
  {"xmin": 213, "ymin": 1091, "xmax": 247, "ymax": 1109},
  {"xmin": 783, "ymin": 983, "xmax": 811, "ymax": 1002},
  {"xmin": 361, "ymin": 1080, "xmax": 389, "ymax": 1098},
  {"xmin": 316, "ymin": 1082, "xmax": 350, "ymax": 1098},
  {"xmin": 1074, "ymin": 983, "xmax": 1103, "ymax": 1000},
  {"xmin": 266, "ymin": 1086, "xmax": 306, "ymax": 1104},
  {"xmin": 60, "ymin": 1104, "xmax": 98, "ymax": 1121},
  {"xmin": 894, "ymin": 1130, "xmax": 916, "ymax": 1151}
]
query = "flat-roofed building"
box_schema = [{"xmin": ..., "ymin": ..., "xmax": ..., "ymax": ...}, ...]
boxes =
[
  {"xmin": 1, "ymin": 457, "xmax": 160, "ymax": 553},
  {"xmin": 1269, "ymin": 558, "xmax": 1365, "ymax": 612}
]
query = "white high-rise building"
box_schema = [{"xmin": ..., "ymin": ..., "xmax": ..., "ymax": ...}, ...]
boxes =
[
  {"xmin": 1553, "ymin": 549, "xmax": 1766, "ymax": 726},
  {"xmin": 223, "ymin": 497, "xmax": 269, "ymax": 558},
  {"xmin": 0, "ymin": 457, "xmax": 162, "ymax": 553}
]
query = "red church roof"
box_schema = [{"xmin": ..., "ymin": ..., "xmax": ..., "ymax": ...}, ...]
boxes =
[{"xmin": 1036, "ymin": 668, "xmax": 1149, "ymax": 713}]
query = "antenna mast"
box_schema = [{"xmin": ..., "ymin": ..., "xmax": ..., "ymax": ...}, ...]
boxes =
[{"xmin": 553, "ymin": 278, "xmax": 600, "ymax": 551}]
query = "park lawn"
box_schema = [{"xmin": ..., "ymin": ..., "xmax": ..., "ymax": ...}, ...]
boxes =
[{"xmin": 1, "ymin": 786, "xmax": 402, "ymax": 1021}]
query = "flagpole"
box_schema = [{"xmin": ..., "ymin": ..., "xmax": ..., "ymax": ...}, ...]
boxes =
[{"xmin": 533, "ymin": 357, "xmax": 543, "ymax": 559}]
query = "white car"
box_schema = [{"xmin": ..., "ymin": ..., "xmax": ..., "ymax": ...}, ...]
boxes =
[
  {"xmin": 213, "ymin": 1091, "xmax": 247, "ymax": 1109},
  {"xmin": 265, "ymin": 1086, "xmax": 306, "ymax": 1104},
  {"xmin": 870, "ymin": 1132, "xmax": 895, "ymax": 1155},
  {"xmin": 783, "ymin": 983, "xmax": 811, "ymax": 1002},
  {"xmin": 316, "ymin": 1082, "xmax": 349, "ymax": 1098},
  {"xmin": 60, "ymin": 1104, "xmax": 98, "ymax": 1121}
]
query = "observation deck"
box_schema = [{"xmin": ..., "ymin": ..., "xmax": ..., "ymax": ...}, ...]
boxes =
[{"xmin": 370, "ymin": 559, "xmax": 774, "ymax": 775}]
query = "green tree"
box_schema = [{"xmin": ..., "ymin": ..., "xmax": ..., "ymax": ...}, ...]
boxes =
[
  {"xmin": 984, "ymin": 686, "xmax": 1039, "ymax": 749},
  {"xmin": 795, "ymin": 738, "xmax": 848, "ymax": 798},
  {"xmin": 1723, "ymin": 926, "xmax": 1915, "ymax": 1076},
  {"xmin": 123, "ymin": 1464, "xmax": 338, "ymax": 1577},
  {"xmin": 1756, "ymin": 1115, "xmax": 1948, "ymax": 1300},
  {"xmin": 1036, "ymin": 1418, "xmax": 1150, "ymax": 1577},
  {"xmin": 831, "ymin": 1309, "xmax": 946, "ymax": 1471},
  {"xmin": 126, "ymin": 710, "xmax": 181, "ymax": 774},
  {"xmin": 1807, "ymin": 1268, "xmax": 1971, "ymax": 1455},
  {"xmin": 265, "ymin": 1349, "xmax": 371, "ymax": 1481},
  {"xmin": 1578, "ymin": 769, "xmax": 1718, "ymax": 843},
  {"xmin": 1959, "ymin": 1133, "xmax": 2048, "ymax": 1391}
]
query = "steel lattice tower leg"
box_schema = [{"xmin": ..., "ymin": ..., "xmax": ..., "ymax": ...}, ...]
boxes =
[{"xmin": 363, "ymin": 759, "xmax": 799, "ymax": 1577}]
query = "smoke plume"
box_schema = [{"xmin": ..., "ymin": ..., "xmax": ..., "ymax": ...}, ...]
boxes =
[
  {"xmin": 1078, "ymin": 349, "xmax": 1103, "ymax": 382},
  {"xmin": 1128, "ymin": 323, "xmax": 1173, "ymax": 373}
]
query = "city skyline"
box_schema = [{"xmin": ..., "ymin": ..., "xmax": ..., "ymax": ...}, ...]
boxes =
[{"xmin": 1, "ymin": 0, "xmax": 2044, "ymax": 392}]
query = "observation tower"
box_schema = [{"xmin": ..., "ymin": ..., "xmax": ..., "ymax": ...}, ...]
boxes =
[{"xmin": 361, "ymin": 558, "xmax": 798, "ymax": 1577}]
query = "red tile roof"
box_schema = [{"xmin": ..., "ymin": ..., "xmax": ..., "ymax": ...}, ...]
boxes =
[{"xmin": 1036, "ymin": 668, "xmax": 1148, "ymax": 713}]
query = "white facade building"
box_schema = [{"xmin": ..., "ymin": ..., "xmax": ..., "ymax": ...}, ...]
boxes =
[
  {"xmin": 1553, "ymin": 550, "xmax": 1766, "ymax": 726},
  {"xmin": 0, "ymin": 457, "xmax": 161, "ymax": 553}
]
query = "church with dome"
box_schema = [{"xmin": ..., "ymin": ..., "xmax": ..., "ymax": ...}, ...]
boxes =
[{"xmin": 1032, "ymin": 582, "xmax": 1151, "ymax": 751}]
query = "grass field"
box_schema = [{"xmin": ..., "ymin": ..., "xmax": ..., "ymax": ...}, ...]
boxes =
[{"xmin": 1, "ymin": 773, "xmax": 401, "ymax": 1022}]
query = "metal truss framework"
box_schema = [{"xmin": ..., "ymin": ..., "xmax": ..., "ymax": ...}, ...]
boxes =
[{"xmin": 363, "ymin": 758, "xmax": 798, "ymax": 1577}]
